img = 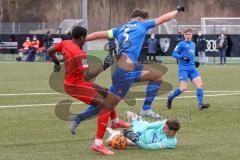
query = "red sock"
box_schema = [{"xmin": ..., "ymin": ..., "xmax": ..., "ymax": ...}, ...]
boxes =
[
  {"xmin": 110, "ymin": 109, "xmax": 117, "ymax": 120},
  {"xmin": 96, "ymin": 108, "xmax": 111, "ymax": 139}
]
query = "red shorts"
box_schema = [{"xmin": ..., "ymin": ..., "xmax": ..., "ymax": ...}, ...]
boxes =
[{"xmin": 64, "ymin": 81, "xmax": 98, "ymax": 105}]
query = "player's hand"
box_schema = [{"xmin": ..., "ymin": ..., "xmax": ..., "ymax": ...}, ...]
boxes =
[
  {"xmin": 181, "ymin": 57, "xmax": 190, "ymax": 63},
  {"xmin": 54, "ymin": 62, "xmax": 61, "ymax": 73},
  {"xmin": 195, "ymin": 61, "xmax": 200, "ymax": 68},
  {"xmin": 177, "ymin": 5, "xmax": 185, "ymax": 13},
  {"xmin": 102, "ymin": 54, "xmax": 114, "ymax": 70},
  {"xmin": 123, "ymin": 129, "xmax": 139, "ymax": 142}
]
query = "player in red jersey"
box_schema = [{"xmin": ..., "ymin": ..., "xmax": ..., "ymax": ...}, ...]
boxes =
[{"xmin": 48, "ymin": 26, "xmax": 130, "ymax": 155}]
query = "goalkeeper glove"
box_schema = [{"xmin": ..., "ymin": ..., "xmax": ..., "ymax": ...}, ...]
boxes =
[
  {"xmin": 195, "ymin": 61, "xmax": 200, "ymax": 68},
  {"xmin": 177, "ymin": 5, "xmax": 185, "ymax": 13},
  {"xmin": 123, "ymin": 129, "xmax": 139, "ymax": 143},
  {"xmin": 102, "ymin": 54, "xmax": 114, "ymax": 70},
  {"xmin": 181, "ymin": 57, "xmax": 190, "ymax": 63}
]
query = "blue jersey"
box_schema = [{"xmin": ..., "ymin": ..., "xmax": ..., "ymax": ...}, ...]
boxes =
[
  {"xmin": 172, "ymin": 41, "xmax": 196, "ymax": 71},
  {"xmin": 108, "ymin": 19, "xmax": 156, "ymax": 63}
]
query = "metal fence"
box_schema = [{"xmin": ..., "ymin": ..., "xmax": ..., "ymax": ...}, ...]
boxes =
[
  {"xmin": 0, "ymin": 22, "xmax": 59, "ymax": 34},
  {"xmin": 201, "ymin": 17, "xmax": 240, "ymax": 34}
]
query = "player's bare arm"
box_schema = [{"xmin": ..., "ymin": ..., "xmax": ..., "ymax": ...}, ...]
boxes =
[
  {"xmin": 48, "ymin": 46, "xmax": 61, "ymax": 72},
  {"xmin": 84, "ymin": 66, "xmax": 104, "ymax": 81},
  {"xmin": 84, "ymin": 54, "xmax": 113, "ymax": 80},
  {"xmin": 48, "ymin": 46, "xmax": 59, "ymax": 64},
  {"xmin": 154, "ymin": 6, "xmax": 184, "ymax": 26},
  {"xmin": 86, "ymin": 31, "xmax": 109, "ymax": 41}
]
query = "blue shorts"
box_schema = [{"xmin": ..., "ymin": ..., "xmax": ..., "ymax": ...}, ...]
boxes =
[
  {"xmin": 109, "ymin": 64, "xmax": 143, "ymax": 98},
  {"xmin": 178, "ymin": 69, "xmax": 200, "ymax": 82}
]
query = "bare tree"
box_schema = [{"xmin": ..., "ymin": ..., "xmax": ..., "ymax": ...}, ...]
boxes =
[
  {"xmin": 0, "ymin": 0, "xmax": 3, "ymax": 22},
  {"xmin": 62, "ymin": 0, "xmax": 82, "ymax": 19},
  {"xmin": 53, "ymin": 0, "xmax": 66, "ymax": 21}
]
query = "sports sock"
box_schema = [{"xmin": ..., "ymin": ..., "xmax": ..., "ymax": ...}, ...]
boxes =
[
  {"xmin": 96, "ymin": 108, "xmax": 111, "ymax": 140},
  {"xmin": 142, "ymin": 82, "xmax": 161, "ymax": 110},
  {"xmin": 74, "ymin": 105, "xmax": 100, "ymax": 124},
  {"xmin": 110, "ymin": 109, "xmax": 117, "ymax": 120},
  {"xmin": 94, "ymin": 139, "xmax": 103, "ymax": 146},
  {"xmin": 169, "ymin": 88, "xmax": 182, "ymax": 101},
  {"xmin": 110, "ymin": 109, "xmax": 119, "ymax": 124},
  {"xmin": 196, "ymin": 88, "xmax": 204, "ymax": 106},
  {"xmin": 112, "ymin": 117, "xmax": 119, "ymax": 124}
]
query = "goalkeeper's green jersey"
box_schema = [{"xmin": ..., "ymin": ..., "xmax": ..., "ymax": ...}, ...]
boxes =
[{"xmin": 131, "ymin": 119, "xmax": 177, "ymax": 150}]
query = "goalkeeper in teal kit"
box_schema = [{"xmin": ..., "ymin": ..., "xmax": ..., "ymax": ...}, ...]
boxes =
[
  {"xmin": 167, "ymin": 29, "xmax": 210, "ymax": 111},
  {"xmin": 107, "ymin": 111, "xmax": 180, "ymax": 150},
  {"xmin": 130, "ymin": 119, "xmax": 179, "ymax": 149}
]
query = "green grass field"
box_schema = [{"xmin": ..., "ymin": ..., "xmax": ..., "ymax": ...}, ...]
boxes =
[{"xmin": 0, "ymin": 62, "xmax": 240, "ymax": 160}]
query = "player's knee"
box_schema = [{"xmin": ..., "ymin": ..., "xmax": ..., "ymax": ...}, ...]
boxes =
[
  {"xmin": 152, "ymin": 73, "xmax": 163, "ymax": 83},
  {"xmin": 197, "ymin": 82, "xmax": 203, "ymax": 88},
  {"xmin": 98, "ymin": 88, "xmax": 109, "ymax": 98},
  {"xmin": 179, "ymin": 85, "xmax": 187, "ymax": 92},
  {"xmin": 102, "ymin": 100, "xmax": 117, "ymax": 111}
]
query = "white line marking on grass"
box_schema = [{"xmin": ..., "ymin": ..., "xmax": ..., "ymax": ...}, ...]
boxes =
[
  {"xmin": 0, "ymin": 91, "xmax": 240, "ymax": 97},
  {"xmin": 0, "ymin": 93, "xmax": 60, "ymax": 96},
  {"xmin": 0, "ymin": 102, "xmax": 83, "ymax": 109},
  {"xmin": 1, "ymin": 92, "xmax": 240, "ymax": 109},
  {"xmin": 134, "ymin": 93, "xmax": 240, "ymax": 101},
  {"xmin": 173, "ymin": 91, "xmax": 240, "ymax": 93},
  {"xmin": 0, "ymin": 61, "xmax": 20, "ymax": 64}
]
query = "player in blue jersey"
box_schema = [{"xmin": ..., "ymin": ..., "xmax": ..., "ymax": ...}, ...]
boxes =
[
  {"xmin": 70, "ymin": 6, "xmax": 185, "ymax": 155},
  {"xmin": 167, "ymin": 29, "xmax": 210, "ymax": 111},
  {"xmin": 85, "ymin": 6, "xmax": 185, "ymax": 119},
  {"xmin": 107, "ymin": 111, "xmax": 180, "ymax": 150}
]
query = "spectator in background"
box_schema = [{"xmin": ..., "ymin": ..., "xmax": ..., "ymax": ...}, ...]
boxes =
[
  {"xmin": 177, "ymin": 31, "xmax": 184, "ymax": 43},
  {"xmin": 139, "ymin": 40, "xmax": 148, "ymax": 63},
  {"xmin": 61, "ymin": 30, "xmax": 72, "ymax": 40},
  {"xmin": 43, "ymin": 31, "xmax": 53, "ymax": 61},
  {"xmin": 26, "ymin": 35, "xmax": 39, "ymax": 62},
  {"xmin": 217, "ymin": 32, "xmax": 228, "ymax": 65},
  {"xmin": 146, "ymin": 34, "xmax": 158, "ymax": 63},
  {"xmin": 196, "ymin": 32, "xmax": 207, "ymax": 65},
  {"xmin": 43, "ymin": 31, "xmax": 53, "ymax": 49},
  {"xmin": 16, "ymin": 37, "xmax": 31, "ymax": 61},
  {"xmin": 23, "ymin": 37, "xmax": 31, "ymax": 52}
]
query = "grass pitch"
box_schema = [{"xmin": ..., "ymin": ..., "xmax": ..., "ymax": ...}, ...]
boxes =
[{"xmin": 0, "ymin": 61, "xmax": 240, "ymax": 160}]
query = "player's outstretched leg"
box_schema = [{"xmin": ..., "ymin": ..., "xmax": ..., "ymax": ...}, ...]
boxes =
[
  {"xmin": 70, "ymin": 105, "xmax": 100, "ymax": 135},
  {"xmin": 92, "ymin": 108, "xmax": 114, "ymax": 155},
  {"xmin": 167, "ymin": 88, "xmax": 182, "ymax": 109},
  {"xmin": 192, "ymin": 76, "xmax": 210, "ymax": 111},
  {"xmin": 91, "ymin": 93, "xmax": 130, "ymax": 155},
  {"xmin": 139, "ymin": 64, "xmax": 162, "ymax": 119},
  {"xmin": 167, "ymin": 81, "xmax": 187, "ymax": 109},
  {"xmin": 69, "ymin": 83, "xmax": 106, "ymax": 135},
  {"xmin": 70, "ymin": 103, "xmax": 130, "ymax": 135}
]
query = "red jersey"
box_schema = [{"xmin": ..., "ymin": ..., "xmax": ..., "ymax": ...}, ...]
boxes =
[
  {"xmin": 23, "ymin": 41, "xmax": 31, "ymax": 50},
  {"xmin": 31, "ymin": 40, "xmax": 40, "ymax": 49},
  {"xmin": 54, "ymin": 40, "xmax": 89, "ymax": 84}
]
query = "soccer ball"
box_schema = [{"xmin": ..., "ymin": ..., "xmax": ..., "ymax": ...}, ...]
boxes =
[{"xmin": 111, "ymin": 135, "xmax": 128, "ymax": 150}]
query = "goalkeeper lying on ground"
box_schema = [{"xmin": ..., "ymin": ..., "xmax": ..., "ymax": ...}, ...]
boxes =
[{"xmin": 106, "ymin": 111, "xmax": 180, "ymax": 149}]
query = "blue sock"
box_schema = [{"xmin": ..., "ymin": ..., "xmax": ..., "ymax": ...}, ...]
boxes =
[
  {"xmin": 142, "ymin": 82, "xmax": 161, "ymax": 110},
  {"xmin": 196, "ymin": 88, "xmax": 204, "ymax": 106},
  {"xmin": 169, "ymin": 88, "xmax": 182, "ymax": 101},
  {"xmin": 74, "ymin": 105, "xmax": 100, "ymax": 124}
]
